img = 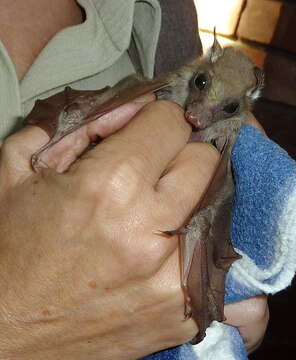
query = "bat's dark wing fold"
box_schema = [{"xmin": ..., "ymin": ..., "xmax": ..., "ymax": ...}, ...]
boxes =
[
  {"xmin": 185, "ymin": 139, "xmax": 241, "ymax": 344},
  {"xmin": 24, "ymin": 76, "xmax": 169, "ymax": 169}
]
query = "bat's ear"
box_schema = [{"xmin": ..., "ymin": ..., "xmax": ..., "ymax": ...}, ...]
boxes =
[
  {"xmin": 206, "ymin": 28, "xmax": 223, "ymax": 63},
  {"xmin": 247, "ymin": 67, "xmax": 265, "ymax": 100}
]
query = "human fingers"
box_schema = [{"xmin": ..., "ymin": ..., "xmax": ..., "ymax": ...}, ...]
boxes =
[
  {"xmin": 155, "ymin": 142, "xmax": 220, "ymax": 225},
  {"xmin": 224, "ymin": 295, "xmax": 269, "ymax": 353},
  {"xmin": 0, "ymin": 126, "xmax": 50, "ymax": 186},
  {"xmin": 27, "ymin": 93, "xmax": 155, "ymax": 172},
  {"xmin": 78, "ymin": 100, "xmax": 191, "ymax": 185}
]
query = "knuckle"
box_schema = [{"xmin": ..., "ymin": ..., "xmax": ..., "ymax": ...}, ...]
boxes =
[
  {"xmin": 75, "ymin": 155, "xmax": 146, "ymax": 205},
  {"xmin": 151, "ymin": 100, "xmax": 184, "ymax": 118},
  {"xmin": 99, "ymin": 157, "xmax": 145, "ymax": 205},
  {"xmin": 69, "ymin": 158, "xmax": 149, "ymax": 232},
  {"xmin": 126, "ymin": 252, "xmax": 157, "ymax": 278},
  {"xmin": 152, "ymin": 100, "xmax": 189, "ymax": 132},
  {"xmin": 72, "ymin": 166, "xmax": 102, "ymax": 198},
  {"xmin": 131, "ymin": 259, "xmax": 161, "ymax": 280},
  {"xmin": 114, "ymin": 234, "xmax": 168, "ymax": 279},
  {"xmin": 183, "ymin": 143, "xmax": 220, "ymax": 174},
  {"xmin": 1, "ymin": 135, "xmax": 18, "ymax": 160},
  {"xmin": 130, "ymin": 240, "xmax": 170, "ymax": 277}
]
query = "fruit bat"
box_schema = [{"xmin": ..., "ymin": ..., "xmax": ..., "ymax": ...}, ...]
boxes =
[{"xmin": 24, "ymin": 34, "xmax": 264, "ymax": 344}]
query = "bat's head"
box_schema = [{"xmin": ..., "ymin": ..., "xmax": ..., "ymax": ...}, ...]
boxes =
[{"xmin": 185, "ymin": 33, "xmax": 264, "ymax": 130}]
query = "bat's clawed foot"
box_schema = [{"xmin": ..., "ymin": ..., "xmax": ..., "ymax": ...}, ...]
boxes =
[
  {"xmin": 31, "ymin": 153, "xmax": 50, "ymax": 172},
  {"xmin": 182, "ymin": 284, "xmax": 193, "ymax": 321},
  {"xmin": 184, "ymin": 305, "xmax": 192, "ymax": 321}
]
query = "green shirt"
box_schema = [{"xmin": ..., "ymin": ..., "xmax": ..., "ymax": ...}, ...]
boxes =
[{"xmin": 0, "ymin": 0, "xmax": 161, "ymax": 140}]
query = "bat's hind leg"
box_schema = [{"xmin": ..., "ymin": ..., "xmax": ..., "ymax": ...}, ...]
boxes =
[
  {"xmin": 155, "ymin": 227, "xmax": 193, "ymax": 318},
  {"xmin": 180, "ymin": 209, "xmax": 211, "ymax": 320}
]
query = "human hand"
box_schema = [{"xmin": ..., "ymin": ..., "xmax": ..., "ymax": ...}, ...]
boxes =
[
  {"xmin": 0, "ymin": 98, "xmax": 220, "ymax": 359},
  {"xmin": 225, "ymin": 295, "xmax": 269, "ymax": 354}
]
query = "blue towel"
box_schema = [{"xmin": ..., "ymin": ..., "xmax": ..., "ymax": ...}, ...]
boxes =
[{"xmin": 142, "ymin": 125, "xmax": 296, "ymax": 359}]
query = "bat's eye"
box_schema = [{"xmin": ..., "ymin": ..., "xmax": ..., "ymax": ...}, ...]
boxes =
[
  {"xmin": 194, "ymin": 73, "xmax": 207, "ymax": 90},
  {"xmin": 223, "ymin": 102, "xmax": 239, "ymax": 114}
]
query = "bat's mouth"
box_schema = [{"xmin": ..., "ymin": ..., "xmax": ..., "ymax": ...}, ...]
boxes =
[{"xmin": 185, "ymin": 110, "xmax": 206, "ymax": 131}]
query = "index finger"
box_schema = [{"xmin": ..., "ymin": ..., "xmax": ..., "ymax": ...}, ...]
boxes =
[{"xmin": 79, "ymin": 100, "xmax": 192, "ymax": 184}]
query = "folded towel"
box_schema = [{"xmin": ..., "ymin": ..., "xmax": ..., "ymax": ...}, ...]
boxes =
[{"xmin": 142, "ymin": 125, "xmax": 296, "ymax": 360}]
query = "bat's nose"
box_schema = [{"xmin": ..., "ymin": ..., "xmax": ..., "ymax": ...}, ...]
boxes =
[{"xmin": 185, "ymin": 111, "xmax": 205, "ymax": 130}]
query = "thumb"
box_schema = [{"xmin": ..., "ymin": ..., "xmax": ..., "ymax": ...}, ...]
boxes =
[{"xmin": 0, "ymin": 125, "xmax": 49, "ymax": 184}]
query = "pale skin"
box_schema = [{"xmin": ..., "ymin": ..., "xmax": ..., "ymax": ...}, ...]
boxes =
[{"xmin": 0, "ymin": 0, "xmax": 268, "ymax": 358}]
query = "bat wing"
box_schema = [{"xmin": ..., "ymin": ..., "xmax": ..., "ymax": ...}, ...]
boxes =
[
  {"xmin": 180, "ymin": 139, "xmax": 241, "ymax": 344},
  {"xmin": 24, "ymin": 75, "xmax": 170, "ymax": 169}
]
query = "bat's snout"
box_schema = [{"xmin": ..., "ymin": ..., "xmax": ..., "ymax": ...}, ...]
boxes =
[{"xmin": 185, "ymin": 111, "xmax": 205, "ymax": 130}]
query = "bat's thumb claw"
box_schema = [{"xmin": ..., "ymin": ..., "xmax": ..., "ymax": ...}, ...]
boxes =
[
  {"xmin": 154, "ymin": 229, "xmax": 187, "ymax": 237},
  {"xmin": 31, "ymin": 153, "xmax": 50, "ymax": 172}
]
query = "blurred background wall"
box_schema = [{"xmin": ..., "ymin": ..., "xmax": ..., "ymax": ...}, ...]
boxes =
[{"xmin": 194, "ymin": 0, "xmax": 296, "ymax": 358}]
